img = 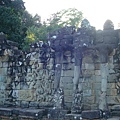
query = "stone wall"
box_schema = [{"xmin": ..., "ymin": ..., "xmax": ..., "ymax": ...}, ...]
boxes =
[
  {"xmin": 60, "ymin": 50, "xmax": 119, "ymax": 110},
  {"xmin": 4, "ymin": 45, "xmax": 54, "ymax": 108},
  {"xmin": 0, "ymin": 28, "xmax": 120, "ymax": 111}
]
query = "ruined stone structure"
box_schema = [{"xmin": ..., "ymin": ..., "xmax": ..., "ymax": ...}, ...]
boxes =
[{"xmin": 0, "ymin": 20, "xmax": 120, "ymax": 119}]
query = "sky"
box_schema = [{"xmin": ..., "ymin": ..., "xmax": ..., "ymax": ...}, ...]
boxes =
[{"xmin": 23, "ymin": 0, "xmax": 120, "ymax": 30}]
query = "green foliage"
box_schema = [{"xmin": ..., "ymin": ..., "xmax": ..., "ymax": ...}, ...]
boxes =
[
  {"xmin": 22, "ymin": 14, "xmax": 43, "ymax": 50},
  {"xmin": 23, "ymin": 8, "xmax": 83, "ymax": 50},
  {"xmin": 47, "ymin": 8, "xmax": 83, "ymax": 28},
  {"xmin": 0, "ymin": 2, "xmax": 83, "ymax": 50},
  {"xmin": 0, "ymin": 0, "xmax": 25, "ymax": 15},
  {"xmin": 0, "ymin": 6, "xmax": 22, "ymax": 42},
  {"xmin": 0, "ymin": 0, "xmax": 25, "ymax": 48}
]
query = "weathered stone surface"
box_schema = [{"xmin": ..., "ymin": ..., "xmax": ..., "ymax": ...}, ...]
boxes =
[
  {"xmin": 18, "ymin": 90, "xmax": 36, "ymax": 101},
  {"xmin": 61, "ymin": 70, "xmax": 74, "ymax": 77},
  {"xmin": 94, "ymin": 75, "xmax": 102, "ymax": 83},
  {"xmin": 83, "ymin": 69, "xmax": 94, "ymax": 77},
  {"xmin": 48, "ymin": 109, "xmax": 67, "ymax": 120},
  {"xmin": 29, "ymin": 101, "xmax": 39, "ymax": 108},
  {"xmin": 2, "ymin": 62, "xmax": 8, "ymax": 68},
  {"xmin": 0, "ymin": 68, "xmax": 7, "ymax": 75},
  {"xmin": 64, "ymin": 96, "xmax": 73, "ymax": 102},
  {"xmin": 62, "ymin": 83, "xmax": 73, "ymax": 90},
  {"xmin": 83, "ymin": 96, "xmax": 95, "ymax": 104},
  {"xmin": 108, "ymin": 83, "xmax": 116, "ymax": 89},
  {"xmin": 62, "ymin": 63, "xmax": 74, "ymax": 70},
  {"xmin": 109, "ymin": 56, "xmax": 114, "ymax": 63},
  {"xmin": 21, "ymin": 101, "xmax": 29, "ymax": 108},
  {"xmin": 83, "ymin": 56, "xmax": 94, "ymax": 63},
  {"xmin": 82, "ymin": 110, "xmax": 102, "ymax": 119},
  {"xmin": 83, "ymin": 90, "xmax": 92, "ymax": 97},
  {"xmin": 107, "ymin": 89, "xmax": 117, "ymax": 96},
  {"xmin": 60, "ymin": 76, "xmax": 73, "ymax": 84},
  {"xmin": 85, "ymin": 63, "xmax": 94, "ymax": 70},
  {"xmin": 0, "ymin": 56, "xmax": 8, "ymax": 62},
  {"xmin": 0, "ymin": 90, "xmax": 6, "ymax": 99},
  {"xmin": 0, "ymin": 24, "xmax": 119, "ymax": 117},
  {"xmin": 64, "ymin": 90, "xmax": 73, "ymax": 96},
  {"xmin": 108, "ymin": 74, "xmax": 117, "ymax": 82},
  {"xmin": 0, "ymin": 82, "xmax": 6, "ymax": 90},
  {"xmin": 94, "ymin": 70, "xmax": 101, "ymax": 76},
  {"xmin": 0, "ymin": 108, "xmax": 12, "ymax": 116},
  {"xmin": 94, "ymin": 64, "xmax": 100, "ymax": 70},
  {"xmin": 107, "ymin": 96, "xmax": 118, "ymax": 104},
  {"xmin": 0, "ymin": 62, "xmax": 2, "ymax": 67},
  {"xmin": 65, "ymin": 114, "xmax": 82, "ymax": 120},
  {"xmin": 0, "ymin": 76, "xmax": 6, "ymax": 82}
]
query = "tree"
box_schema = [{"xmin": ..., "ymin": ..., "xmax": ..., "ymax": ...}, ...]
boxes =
[
  {"xmin": 0, "ymin": 0, "xmax": 25, "ymax": 15},
  {"xmin": 47, "ymin": 8, "xmax": 83, "ymax": 28},
  {"xmin": 23, "ymin": 8, "xmax": 83, "ymax": 50},
  {"xmin": 0, "ymin": 0, "xmax": 25, "ymax": 48},
  {"xmin": 22, "ymin": 14, "xmax": 43, "ymax": 50}
]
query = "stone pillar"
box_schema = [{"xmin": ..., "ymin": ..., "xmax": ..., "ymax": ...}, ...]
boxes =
[
  {"xmin": 54, "ymin": 52, "xmax": 63, "ymax": 92},
  {"xmin": 72, "ymin": 19, "xmax": 95, "ymax": 113},
  {"xmin": 53, "ymin": 52, "xmax": 65, "ymax": 109},
  {"xmin": 99, "ymin": 63, "xmax": 108, "ymax": 111},
  {"xmin": 72, "ymin": 66, "xmax": 83, "ymax": 113}
]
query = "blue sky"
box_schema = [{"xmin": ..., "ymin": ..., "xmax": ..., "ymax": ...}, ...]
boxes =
[{"xmin": 23, "ymin": 0, "xmax": 120, "ymax": 30}]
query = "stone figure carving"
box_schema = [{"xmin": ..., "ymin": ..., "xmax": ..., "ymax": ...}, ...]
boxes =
[
  {"xmin": 48, "ymin": 26, "xmax": 75, "ymax": 108},
  {"xmin": 95, "ymin": 20, "xmax": 119, "ymax": 113},
  {"xmin": 53, "ymin": 88, "xmax": 64, "ymax": 109},
  {"xmin": 72, "ymin": 19, "xmax": 95, "ymax": 113},
  {"xmin": 35, "ymin": 41, "xmax": 51, "ymax": 69},
  {"xmin": 103, "ymin": 19, "xmax": 114, "ymax": 30}
]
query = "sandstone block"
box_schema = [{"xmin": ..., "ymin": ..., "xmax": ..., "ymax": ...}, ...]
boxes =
[
  {"xmin": 61, "ymin": 70, "xmax": 74, "ymax": 77},
  {"xmin": 83, "ymin": 69, "xmax": 94, "ymax": 77},
  {"xmin": 94, "ymin": 83, "xmax": 101, "ymax": 90},
  {"xmin": 0, "ymin": 68, "xmax": 7, "ymax": 75},
  {"xmin": 85, "ymin": 63, "xmax": 94, "ymax": 70},
  {"xmin": 0, "ymin": 90, "xmax": 5, "ymax": 98},
  {"xmin": 0, "ymin": 62, "xmax": 2, "ymax": 67},
  {"xmin": 107, "ymin": 96, "xmax": 118, "ymax": 104},
  {"xmin": 83, "ymin": 89, "xmax": 92, "ymax": 97},
  {"xmin": 109, "ymin": 68, "xmax": 115, "ymax": 74},
  {"xmin": 94, "ymin": 75, "xmax": 102, "ymax": 83},
  {"xmin": 64, "ymin": 90, "xmax": 73, "ymax": 96},
  {"xmin": 94, "ymin": 70, "xmax": 101, "ymax": 76},
  {"xmin": 108, "ymin": 83, "xmax": 116, "ymax": 89},
  {"xmin": 94, "ymin": 64, "xmax": 100, "ymax": 70},
  {"xmin": 18, "ymin": 90, "xmax": 36, "ymax": 101},
  {"xmin": 0, "ymin": 56, "xmax": 8, "ymax": 62},
  {"xmin": 107, "ymin": 89, "xmax": 117, "ymax": 96},
  {"xmin": 108, "ymin": 74, "xmax": 117, "ymax": 82},
  {"xmin": 60, "ymin": 77, "xmax": 73, "ymax": 84},
  {"xmin": 0, "ymin": 82, "xmax": 6, "ymax": 90},
  {"xmin": 83, "ymin": 56, "xmax": 93, "ymax": 63},
  {"xmin": 108, "ymin": 56, "xmax": 114, "ymax": 63},
  {"xmin": 83, "ymin": 96, "xmax": 95, "ymax": 104},
  {"xmin": 62, "ymin": 63, "xmax": 74, "ymax": 70},
  {"xmin": 64, "ymin": 96, "xmax": 72, "ymax": 103},
  {"xmin": 0, "ymin": 76, "xmax": 6, "ymax": 82}
]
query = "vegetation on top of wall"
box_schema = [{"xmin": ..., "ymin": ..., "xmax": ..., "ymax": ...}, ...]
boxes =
[
  {"xmin": 0, "ymin": 0, "xmax": 84, "ymax": 50},
  {"xmin": 23, "ymin": 8, "xmax": 83, "ymax": 50}
]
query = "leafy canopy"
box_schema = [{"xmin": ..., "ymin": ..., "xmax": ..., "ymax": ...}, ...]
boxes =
[{"xmin": 0, "ymin": 0, "xmax": 25, "ymax": 48}]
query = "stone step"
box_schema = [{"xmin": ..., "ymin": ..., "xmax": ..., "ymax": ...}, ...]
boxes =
[
  {"xmin": 107, "ymin": 117, "xmax": 120, "ymax": 120},
  {"xmin": 0, "ymin": 107, "xmax": 46, "ymax": 119}
]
